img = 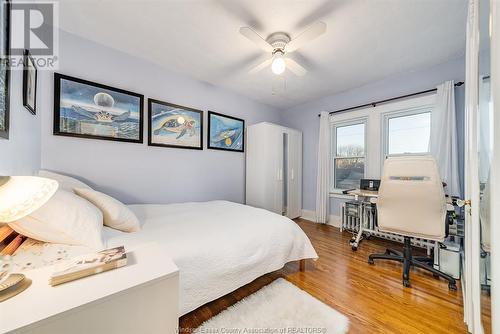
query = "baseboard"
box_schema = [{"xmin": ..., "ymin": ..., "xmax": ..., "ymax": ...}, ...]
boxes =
[{"xmin": 300, "ymin": 209, "xmax": 341, "ymax": 228}]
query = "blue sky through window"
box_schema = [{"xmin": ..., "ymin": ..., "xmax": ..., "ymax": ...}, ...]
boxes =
[{"xmin": 388, "ymin": 112, "xmax": 431, "ymax": 155}]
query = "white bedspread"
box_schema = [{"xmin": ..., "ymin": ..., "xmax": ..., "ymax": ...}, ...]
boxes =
[{"xmin": 13, "ymin": 201, "xmax": 318, "ymax": 315}]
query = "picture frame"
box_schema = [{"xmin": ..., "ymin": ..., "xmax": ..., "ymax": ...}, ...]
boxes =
[
  {"xmin": 207, "ymin": 111, "xmax": 245, "ymax": 152},
  {"xmin": 0, "ymin": 0, "xmax": 11, "ymax": 139},
  {"xmin": 53, "ymin": 73, "xmax": 144, "ymax": 143},
  {"xmin": 23, "ymin": 49, "xmax": 37, "ymax": 115},
  {"xmin": 148, "ymin": 98, "xmax": 203, "ymax": 150}
]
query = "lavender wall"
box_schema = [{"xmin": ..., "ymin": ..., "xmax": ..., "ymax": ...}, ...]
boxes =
[
  {"xmin": 39, "ymin": 30, "xmax": 281, "ymax": 204},
  {"xmin": 281, "ymin": 57, "xmax": 466, "ymax": 215},
  {"xmin": 0, "ymin": 69, "xmax": 41, "ymax": 175}
]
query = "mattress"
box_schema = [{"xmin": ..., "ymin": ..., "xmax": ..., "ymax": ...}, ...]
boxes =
[{"xmin": 12, "ymin": 201, "xmax": 318, "ymax": 315}]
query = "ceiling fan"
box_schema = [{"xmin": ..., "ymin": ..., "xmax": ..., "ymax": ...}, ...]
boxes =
[{"xmin": 239, "ymin": 21, "xmax": 327, "ymax": 76}]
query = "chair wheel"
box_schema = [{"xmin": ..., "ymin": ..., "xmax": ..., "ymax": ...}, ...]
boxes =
[
  {"xmin": 368, "ymin": 258, "xmax": 374, "ymax": 265},
  {"xmin": 449, "ymin": 283, "xmax": 457, "ymax": 291},
  {"xmin": 352, "ymin": 245, "xmax": 358, "ymax": 251},
  {"xmin": 403, "ymin": 279, "xmax": 411, "ymax": 287}
]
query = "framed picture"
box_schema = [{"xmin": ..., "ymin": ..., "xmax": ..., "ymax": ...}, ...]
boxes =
[
  {"xmin": 23, "ymin": 49, "xmax": 37, "ymax": 115},
  {"xmin": 148, "ymin": 98, "xmax": 203, "ymax": 150},
  {"xmin": 53, "ymin": 73, "xmax": 144, "ymax": 143},
  {"xmin": 0, "ymin": 0, "xmax": 11, "ymax": 139},
  {"xmin": 207, "ymin": 111, "xmax": 245, "ymax": 152}
]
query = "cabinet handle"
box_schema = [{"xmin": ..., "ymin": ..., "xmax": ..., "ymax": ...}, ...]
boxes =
[{"xmin": 291, "ymin": 168, "xmax": 294, "ymax": 180}]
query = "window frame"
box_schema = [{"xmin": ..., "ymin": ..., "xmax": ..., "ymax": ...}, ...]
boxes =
[
  {"xmin": 381, "ymin": 107, "xmax": 432, "ymax": 161},
  {"xmin": 330, "ymin": 118, "xmax": 368, "ymax": 192}
]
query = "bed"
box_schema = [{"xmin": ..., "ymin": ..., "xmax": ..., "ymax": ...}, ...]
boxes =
[{"xmin": 12, "ymin": 200, "xmax": 318, "ymax": 315}]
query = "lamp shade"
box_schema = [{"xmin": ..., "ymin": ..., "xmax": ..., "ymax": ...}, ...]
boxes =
[{"xmin": 0, "ymin": 176, "xmax": 58, "ymax": 223}]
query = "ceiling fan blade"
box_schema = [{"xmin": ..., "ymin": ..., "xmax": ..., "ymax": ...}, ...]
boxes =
[
  {"xmin": 285, "ymin": 21, "xmax": 326, "ymax": 53},
  {"xmin": 285, "ymin": 58, "xmax": 307, "ymax": 76},
  {"xmin": 239, "ymin": 27, "xmax": 274, "ymax": 52},
  {"xmin": 248, "ymin": 58, "xmax": 272, "ymax": 74}
]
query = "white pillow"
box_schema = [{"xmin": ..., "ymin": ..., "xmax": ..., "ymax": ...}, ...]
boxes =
[
  {"xmin": 74, "ymin": 188, "xmax": 141, "ymax": 233},
  {"xmin": 38, "ymin": 170, "xmax": 92, "ymax": 192},
  {"xmin": 9, "ymin": 190, "xmax": 104, "ymax": 249}
]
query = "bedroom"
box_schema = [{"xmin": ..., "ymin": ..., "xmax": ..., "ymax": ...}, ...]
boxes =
[{"xmin": 0, "ymin": 0, "xmax": 498, "ymax": 333}]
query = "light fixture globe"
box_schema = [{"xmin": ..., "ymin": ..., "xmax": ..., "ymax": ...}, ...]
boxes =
[
  {"xmin": 271, "ymin": 51, "xmax": 286, "ymax": 75},
  {"xmin": 0, "ymin": 176, "xmax": 59, "ymax": 223}
]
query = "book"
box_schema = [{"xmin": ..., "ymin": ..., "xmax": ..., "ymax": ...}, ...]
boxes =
[{"xmin": 49, "ymin": 246, "xmax": 127, "ymax": 286}]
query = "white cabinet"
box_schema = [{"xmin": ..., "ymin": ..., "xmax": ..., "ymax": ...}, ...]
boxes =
[{"xmin": 246, "ymin": 122, "xmax": 302, "ymax": 219}]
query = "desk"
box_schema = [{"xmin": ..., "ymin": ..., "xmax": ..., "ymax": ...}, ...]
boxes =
[
  {"xmin": 344, "ymin": 189, "xmax": 378, "ymax": 250},
  {"xmin": 348, "ymin": 189, "xmax": 379, "ymax": 199},
  {"xmin": 341, "ymin": 189, "xmax": 438, "ymax": 253}
]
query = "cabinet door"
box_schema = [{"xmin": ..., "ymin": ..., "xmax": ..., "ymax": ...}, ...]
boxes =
[
  {"xmin": 272, "ymin": 130, "xmax": 284, "ymax": 215},
  {"xmin": 246, "ymin": 124, "xmax": 283, "ymax": 215},
  {"xmin": 286, "ymin": 131, "xmax": 302, "ymax": 219}
]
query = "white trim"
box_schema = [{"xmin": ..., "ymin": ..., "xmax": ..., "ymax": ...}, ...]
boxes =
[
  {"xmin": 330, "ymin": 118, "xmax": 367, "ymax": 192},
  {"xmin": 300, "ymin": 209, "xmax": 341, "ymax": 228},
  {"xmin": 463, "ymin": 0, "xmax": 481, "ymax": 331},
  {"xmin": 489, "ymin": 0, "xmax": 499, "ymax": 331},
  {"xmin": 381, "ymin": 107, "xmax": 433, "ymax": 160}
]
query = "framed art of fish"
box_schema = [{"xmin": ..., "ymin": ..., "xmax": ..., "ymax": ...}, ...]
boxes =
[
  {"xmin": 53, "ymin": 73, "xmax": 144, "ymax": 143},
  {"xmin": 148, "ymin": 99, "xmax": 203, "ymax": 150},
  {"xmin": 0, "ymin": 0, "xmax": 11, "ymax": 139},
  {"xmin": 207, "ymin": 111, "xmax": 244, "ymax": 152}
]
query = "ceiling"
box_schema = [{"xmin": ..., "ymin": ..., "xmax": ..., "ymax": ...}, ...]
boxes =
[{"xmin": 57, "ymin": 0, "xmax": 467, "ymax": 110}]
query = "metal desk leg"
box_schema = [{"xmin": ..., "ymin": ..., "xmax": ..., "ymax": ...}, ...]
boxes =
[
  {"xmin": 351, "ymin": 226, "xmax": 364, "ymax": 251},
  {"xmin": 350, "ymin": 202, "xmax": 364, "ymax": 251}
]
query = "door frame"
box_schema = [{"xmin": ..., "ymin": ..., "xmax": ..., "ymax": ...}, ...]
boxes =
[
  {"xmin": 464, "ymin": 0, "xmax": 481, "ymax": 332},
  {"xmin": 465, "ymin": 0, "xmax": 499, "ymax": 332},
  {"xmin": 490, "ymin": 0, "xmax": 499, "ymax": 331}
]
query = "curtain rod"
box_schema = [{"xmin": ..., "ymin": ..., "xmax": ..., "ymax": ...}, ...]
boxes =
[{"xmin": 318, "ymin": 81, "xmax": 465, "ymax": 117}]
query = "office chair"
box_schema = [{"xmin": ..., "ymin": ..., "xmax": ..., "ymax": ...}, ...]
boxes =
[{"xmin": 368, "ymin": 156, "xmax": 457, "ymax": 290}]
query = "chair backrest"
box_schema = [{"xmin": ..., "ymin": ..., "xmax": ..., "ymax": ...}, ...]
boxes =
[{"xmin": 377, "ymin": 155, "xmax": 446, "ymax": 241}]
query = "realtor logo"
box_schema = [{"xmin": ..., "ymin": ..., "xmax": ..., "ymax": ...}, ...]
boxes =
[{"xmin": 4, "ymin": 1, "xmax": 59, "ymax": 69}]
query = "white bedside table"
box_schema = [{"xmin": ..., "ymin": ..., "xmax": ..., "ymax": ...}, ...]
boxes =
[{"xmin": 0, "ymin": 242, "xmax": 179, "ymax": 334}]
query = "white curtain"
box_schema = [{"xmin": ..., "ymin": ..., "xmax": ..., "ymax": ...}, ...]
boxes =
[
  {"xmin": 430, "ymin": 80, "xmax": 461, "ymax": 197},
  {"xmin": 315, "ymin": 112, "xmax": 330, "ymax": 224}
]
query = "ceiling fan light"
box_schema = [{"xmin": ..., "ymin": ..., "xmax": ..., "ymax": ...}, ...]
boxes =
[{"xmin": 271, "ymin": 54, "xmax": 286, "ymax": 75}]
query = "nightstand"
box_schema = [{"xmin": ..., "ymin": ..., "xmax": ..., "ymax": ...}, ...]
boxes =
[{"xmin": 0, "ymin": 242, "xmax": 179, "ymax": 334}]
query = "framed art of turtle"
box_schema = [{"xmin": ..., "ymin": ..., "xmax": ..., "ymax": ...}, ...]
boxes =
[{"xmin": 147, "ymin": 98, "xmax": 203, "ymax": 150}]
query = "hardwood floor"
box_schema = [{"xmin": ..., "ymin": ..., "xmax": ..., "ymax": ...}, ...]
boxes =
[{"xmin": 179, "ymin": 218, "xmax": 469, "ymax": 333}]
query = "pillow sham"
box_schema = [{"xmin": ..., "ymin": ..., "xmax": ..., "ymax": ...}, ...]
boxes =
[
  {"xmin": 38, "ymin": 170, "xmax": 92, "ymax": 192},
  {"xmin": 9, "ymin": 190, "xmax": 104, "ymax": 249},
  {"xmin": 74, "ymin": 188, "xmax": 141, "ymax": 233}
]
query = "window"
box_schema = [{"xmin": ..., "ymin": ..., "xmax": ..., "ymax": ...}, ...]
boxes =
[
  {"xmin": 385, "ymin": 111, "xmax": 431, "ymax": 156},
  {"xmin": 332, "ymin": 122, "xmax": 365, "ymax": 190},
  {"xmin": 328, "ymin": 95, "xmax": 435, "ymax": 196}
]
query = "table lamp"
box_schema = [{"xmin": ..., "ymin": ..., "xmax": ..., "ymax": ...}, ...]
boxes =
[{"xmin": 0, "ymin": 176, "xmax": 58, "ymax": 302}]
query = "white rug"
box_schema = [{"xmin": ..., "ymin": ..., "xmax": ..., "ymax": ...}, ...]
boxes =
[{"xmin": 196, "ymin": 278, "xmax": 349, "ymax": 334}]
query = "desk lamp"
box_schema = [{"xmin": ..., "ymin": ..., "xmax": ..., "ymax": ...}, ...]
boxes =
[{"xmin": 0, "ymin": 176, "xmax": 58, "ymax": 302}]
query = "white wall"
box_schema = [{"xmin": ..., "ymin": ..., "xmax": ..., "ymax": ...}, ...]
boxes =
[
  {"xmin": 39, "ymin": 30, "xmax": 282, "ymax": 204},
  {"xmin": 0, "ymin": 69, "xmax": 41, "ymax": 175}
]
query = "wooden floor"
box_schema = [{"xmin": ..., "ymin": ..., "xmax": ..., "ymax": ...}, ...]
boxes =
[{"xmin": 180, "ymin": 219, "xmax": 470, "ymax": 333}]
